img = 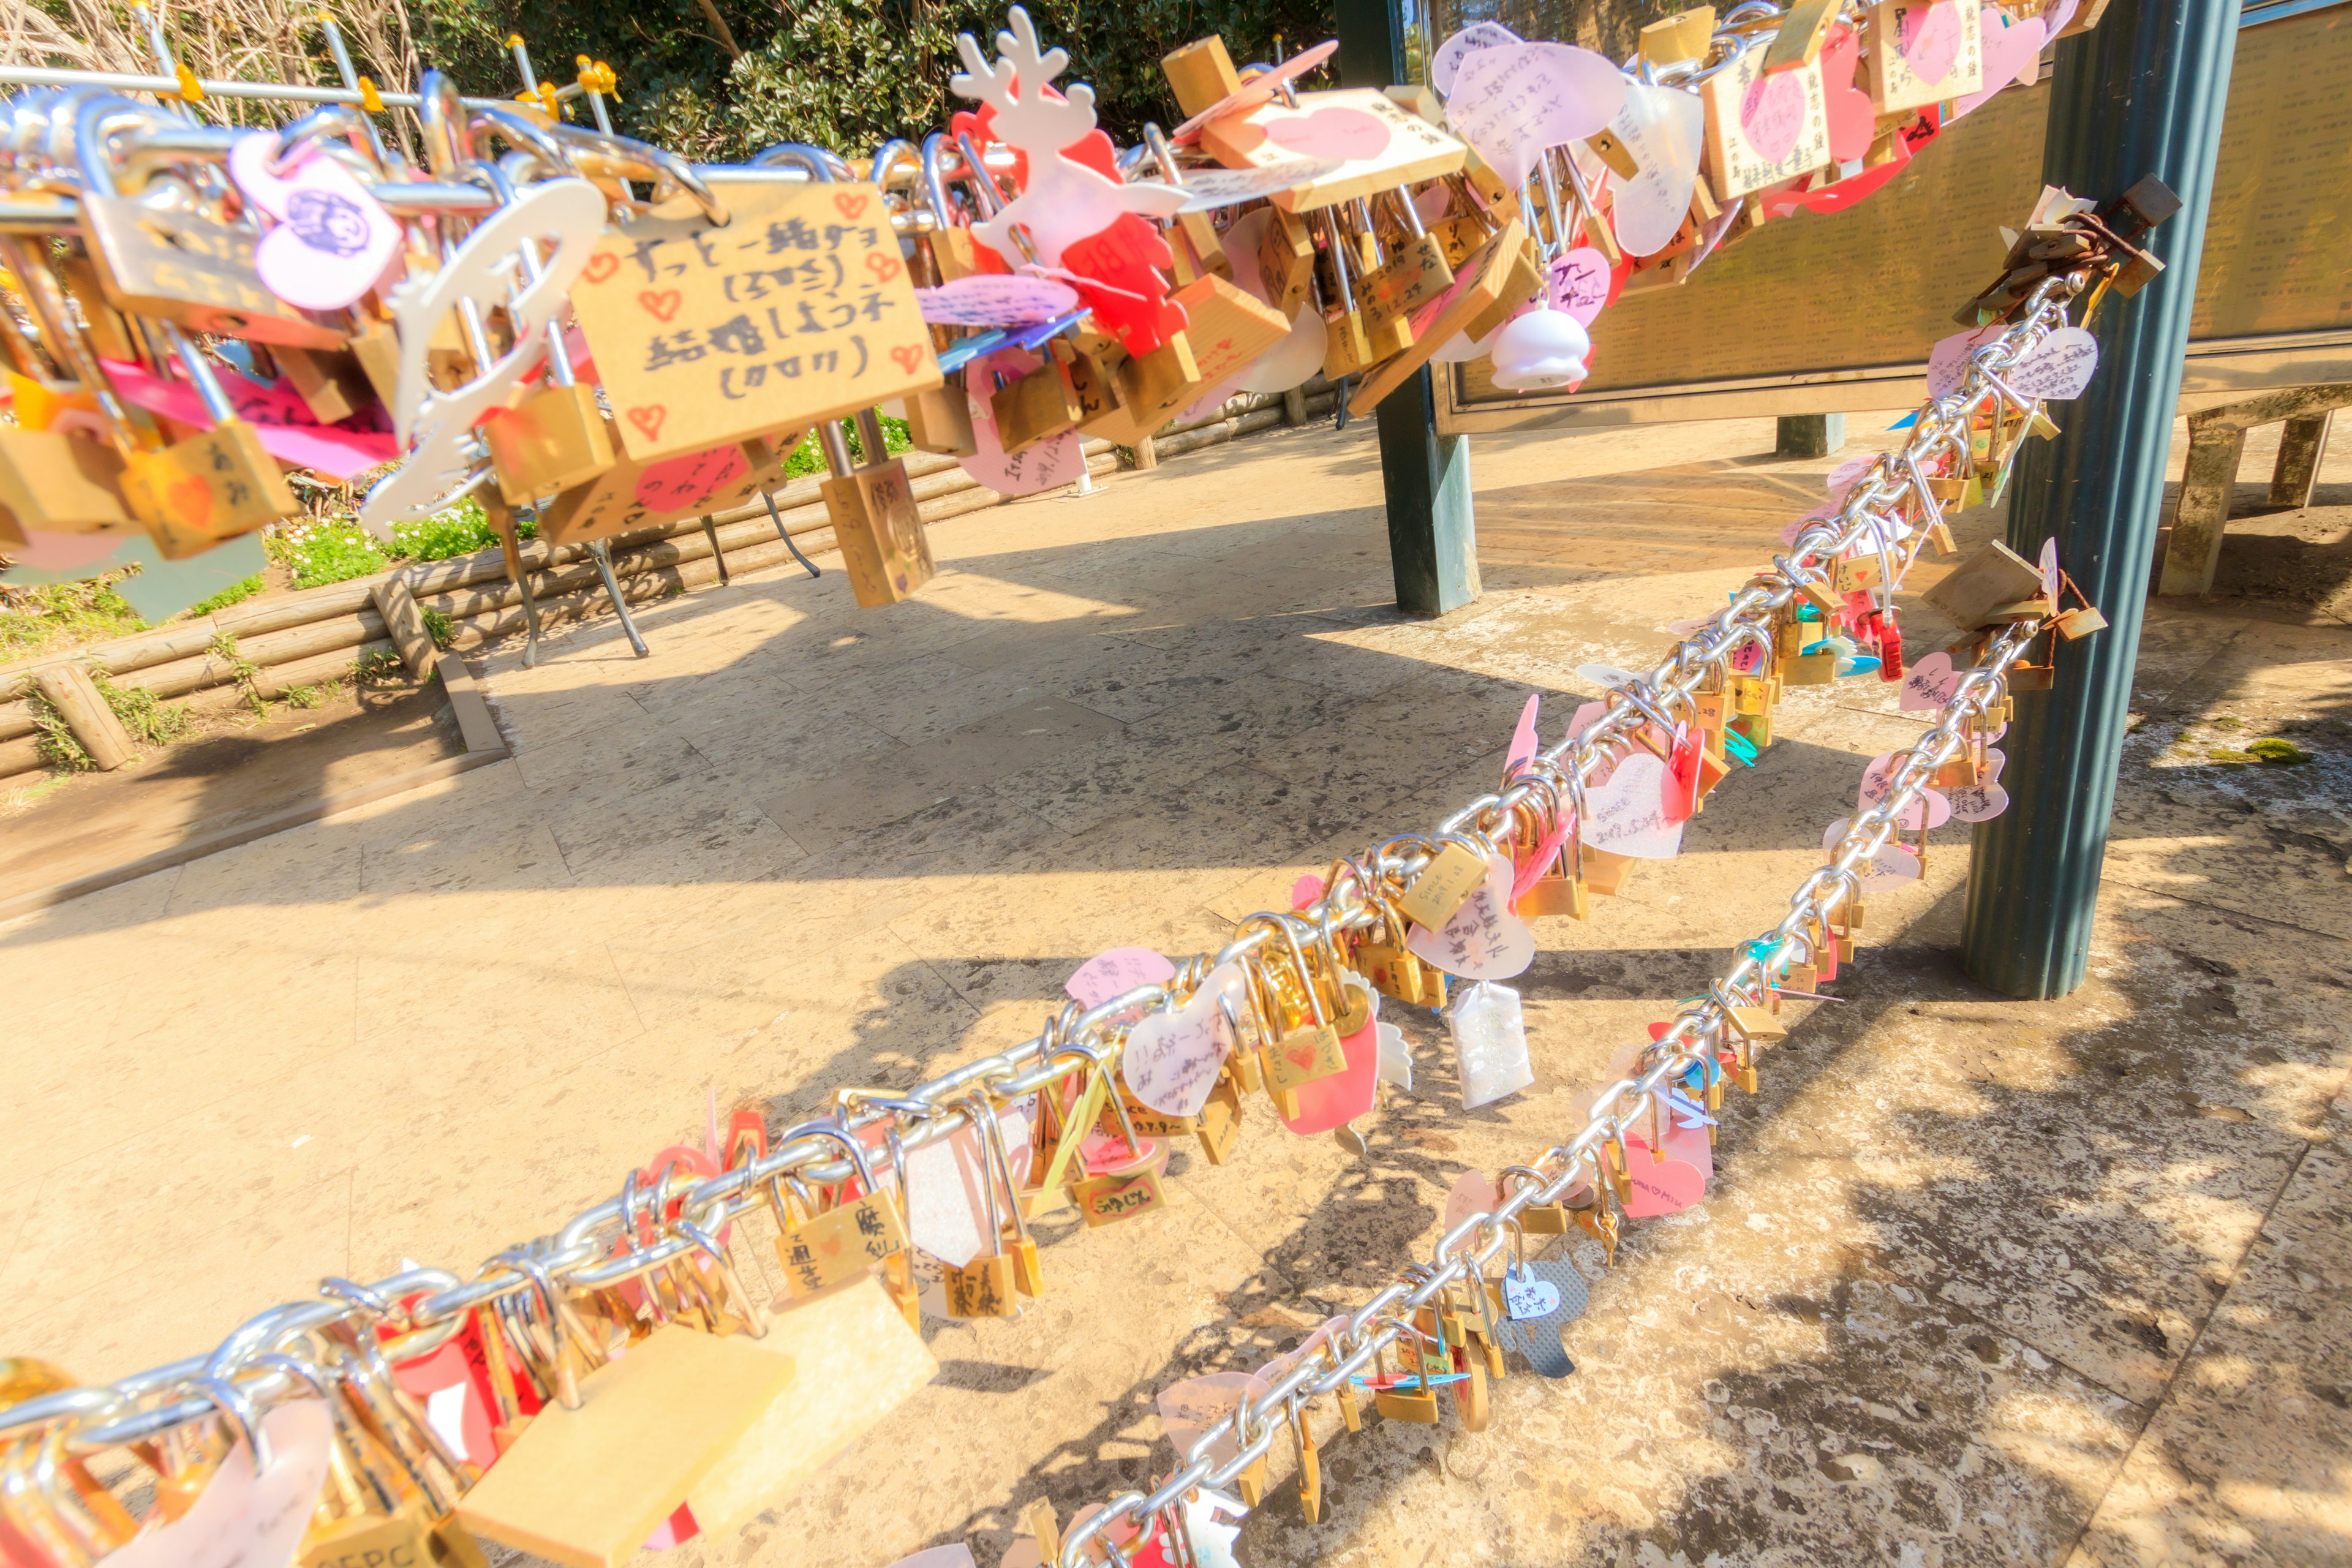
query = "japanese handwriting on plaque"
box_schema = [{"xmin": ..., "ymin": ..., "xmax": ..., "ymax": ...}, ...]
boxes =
[
  {"xmin": 568, "ymin": 180, "xmax": 941, "ymax": 462},
  {"xmin": 1198, "ymin": 89, "xmax": 1467, "ymax": 213},
  {"xmin": 1702, "ymin": 46, "xmax": 1830, "ymax": 201}
]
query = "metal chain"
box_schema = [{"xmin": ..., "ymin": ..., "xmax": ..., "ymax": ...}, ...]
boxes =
[{"xmin": 0, "ymin": 281, "xmax": 2087, "ymax": 1498}]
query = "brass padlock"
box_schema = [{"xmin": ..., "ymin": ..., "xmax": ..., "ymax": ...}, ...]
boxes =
[
  {"xmin": 818, "ymin": 416, "xmax": 936, "ymax": 608},
  {"xmin": 902, "ymin": 378, "xmax": 978, "ymax": 456},
  {"xmin": 483, "ymin": 383, "xmax": 615, "ymax": 505},
  {"xmin": 989, "ymin": 354, "xmax": 1084, "ymax": 455},
  {"xmin": 1256, "ymin": 205, "xmax": 1316, "ymax": 319},
  {"xmin": 118, "ymin": 328, "xmax": 298, "ymax": 557},
  {"xmin": 0, "ymin": 428, "xmax": 134, "ymax": 532}
]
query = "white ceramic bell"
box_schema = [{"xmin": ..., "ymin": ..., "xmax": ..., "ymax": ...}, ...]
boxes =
[{"xmin": 1488, "ymin": 307, "xmax": 1591, "ymax": 391}]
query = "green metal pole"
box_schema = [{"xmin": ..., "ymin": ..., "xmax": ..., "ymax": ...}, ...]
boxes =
[
  {"xmin": 1958, "ymin": 0, "xmax": 2242, "ymax": 999},
  {"xmin": 1335, "ymin": 0, "xmax": 1482, "ymax": 615}
]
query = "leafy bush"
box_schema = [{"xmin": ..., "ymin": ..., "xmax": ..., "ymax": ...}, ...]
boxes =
[
  {"xmin": 783, "ymin": 415, "xmax": 913, "ymax": 479},
  {"xmin": 0, "ymin": 576, "xmax": 147, "ymax": 660},
  {"xmin": 389, "ymin": 499, "xmax": 507, "ymax": 562},
  {"xmin": 270, "ymin": 518, "xmax": 390, "ymax": 589},
  {"xmin": 94, "ymin": 673, "xmax": 194, "ymax": 747}
]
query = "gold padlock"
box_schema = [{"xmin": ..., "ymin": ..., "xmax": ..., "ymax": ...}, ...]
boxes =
[
  {"xmin": 483, "ymin": 383, "xmax": 615, "ymax": 505},
  {"xmin": 817, "ymin": 415, "xmax": 936, "ymax": 608}
]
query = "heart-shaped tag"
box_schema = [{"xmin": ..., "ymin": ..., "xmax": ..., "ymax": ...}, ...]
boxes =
[
  {"xmin": 1820, "ymin": 24, "xmax": 1877, "ymax": 162},
  {"xmin": 1406, "ymin": 853, "xmax": 1535, "ymax": 979},
  {"xmin": 1896, "ymin": 1, "xmax": 1967, "ymax": 86},
  {"xmin": 1899, "ymin": 651, "xmax": 1961, "ymax": 710},
  {"xmin": 633, "ymin": 444, "xmax": 749, "ymax": 513},
  {"xmin": 1740, "ymin": 69, "xmax": 1810, "ymax": 165},
  {"xmin": 1122, "ymin": 961, "xmax": 1243, "ymax": 1117},
  {"xmin": 1948, "ymin": 12, "xmax": 2048, "ymax": 121},
  {"xmin": 1496, "ymin": 1259, "xmax": 1587, "ymax": 1378},
  {"xmin": 2010, "ymin": 326, "xmax": 2100, "ymax": 401},
  {"xmin": 1928, "ymin": 323, "xmax": 2007, "ymax": 398},
  {"xmin": 1858, "ymin": 751, "xmax": 1954, "ymax": 827},
  {"xmin": 1264, "ymin": 106, "xmax": 1392, "ymax": 161},
  {"xmin": 1546, "ymin": 246, "xmax": 1617, "ymax": 324},
  {"xmin": 1068, "ymin": 946, "xmax": 1177, "ymax": 1010},
  {"xmin": 1621, "ymin": 1152, "xmax": 1706, "ymax": 1217},
  {"xmin": 1281, "ymin": 981, "xmax": 1381, "ymax": 1134},
  {"xmin": 1158, "ymin": 1372, "xmax": 1253, "ymax": 1471},
  {"xmin": 1605, "ymin": 83, "xmax": 1705, "ymax": 258},
  {"xmin": 1946, "ymin": 747, "xmax": 2011, "ymax": 823},
  {"xmin": 1448, "ymin": 42, "xmax": 1627, "ymax": 190},
  {"xmin": 1503, "ymin": 1271, "xmax": 1562, "ymax": 1319},
  {"xmin": 1582, "ymin": 750, "xmax": 1686, "ymax": 859},
  {"xmin": 97, "ymin": 1400, "xmax": 335, "ymax": 1568},
  {"xmin": 1431, "ymin": 21, "xmax": 1523, "ymax": 95},
  {"xmin": 229, "ymin": 132, "xmax": 401, "ymax": 312},
  {"xmin": 1822, "ymin": 816, "xmax": 1925, "ymax": 889},
  {"xmin": 1447, "ymin": 979, "xmax": 1535, "ymax": 1110},
  {"xmin": 1444, "ymin": 1169, "xmax": 1504, "ymax": 1234},
  {"xmin": 2039, "ymin": 537, "xmax": 2062, "ymax": 604},
  {"xmin": 916, "ymin": 273, "xmax": 1080, "ymax": 327},
  {"xmin": 960, "ymin": 347, "xmax": 1087, "ymax": 496},
  {"xmin": 1505, "ymin": 691, "xmax": 1543, "ymax": 775}
]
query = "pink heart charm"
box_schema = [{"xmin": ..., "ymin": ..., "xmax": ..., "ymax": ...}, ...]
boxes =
[
  {"xmin": 1621, "ymin": 1151, "xmax": 1706, "ymax": 1217},
  {"xmin": 1739, "ymin": 70, "xmax": 1809, "ymax": 165},
  {"xmin": 230, "ymin": 132, "xmax": 399, "ymax": 312},
  {"xmin": 1898, "ymin": 1, "xmax": 1966, "ymax": 87},
  {"xmin": 1265, "ymin": 107, "xmax": 1392, "ymax": 162}
]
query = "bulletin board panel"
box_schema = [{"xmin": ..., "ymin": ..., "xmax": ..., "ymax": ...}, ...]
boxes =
[{"xmin": 1432, "ymin": 4, "xmax": 2352, "ymax": 435}]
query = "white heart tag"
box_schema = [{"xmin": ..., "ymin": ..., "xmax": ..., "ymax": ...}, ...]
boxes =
[
  {"xmin": 1857, "ymin": 752, "xmax": 1953, "ymax": 827},
  {"xmin": 1604, "ymin": 83, "xmax": 1706, "ymax": 257},
  {"xmin": 1503, "ymin": 1270, "xmax": 1562, "ymax": 1320},
  {"xmin": 1430, "ymin": 21, "xmax": 1522, "ymax": 95},
  {"xmin": 2039, "ymin": 537, "xmax": 2062, "ymax": 603},
  {"xmin": 97, "ymin": 1399, "xmax": 334, "ymax": 1568},
  {"xmin": 1582, "ymin": 750, "xmax": 1686, "ymax": 859},
  {"xmin": 1068, "ymin": 946, "xmax": 1175, "ymax": 1009},
  {"xmin": 2010, "ymin": 326, "xmax": 2100, "ymax": 400},
  {"xmin": 1926, "ymin": 323, "xmax": 2005, "ymax": 398},
  {"xmin": 1898, "ymin": 651, "xmax": 1961, "ymax": 711},
  {"xmin": 1406, "ymin": 853, "xmax": 1535, "ymax": 979},
  {"xmin": 1447, "ymin": 43, "xmax": 1627, "ymax": 190},
  {"xmin": 1122, "ymin": 961, "xmax": 1243, "ymax": 1117},
  {"xmin": 1946, "ymin": 748, "xmax": 2011, "ymax": 823},
  {"xmin": 1823, "ymin": 817, "xmax": 1924, "ymax": 889}
]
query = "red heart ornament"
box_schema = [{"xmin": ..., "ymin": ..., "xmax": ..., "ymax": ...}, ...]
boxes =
[
  {"xmin": 638, "ymin": 289, "xmax": 682, "ymax": 323},
  {"xmin": 1820, "ymin": 24, "xmax": 1876, "ymax": 163},
  {"xmin": 626, "ymin": 405, "xmax": 667, "ymax": 443},
  {"xmin": 1287, "ymin": 1043, "xmax": 1317, "ymax": 1071},
  {"xmin": 1621, "ymin": 1149, "xmax": 1706, "ymax": 1217}
]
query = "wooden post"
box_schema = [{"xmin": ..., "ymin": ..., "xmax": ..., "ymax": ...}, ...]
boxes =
[
  {"xmin": 371, "ymin": 573, "xmax": 439, "ymax": 677},
  {"xmin": 2269, "ymin": 410, "xmax": 2333, "ymax": 507},
  {"xmin": 1282, "ymin": 386, "xmax": 1307, "ymax": 426},
  {"xmin": 33, "ymin": 663, "xmax": 134, "ymax": 770},
  {"xmin": 1129, "ymin": 435, "xmax": 1158, "ymax": 471}
]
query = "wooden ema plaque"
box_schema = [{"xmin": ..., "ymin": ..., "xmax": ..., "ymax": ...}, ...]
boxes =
[
  {"xmin": 1199, "ymin": 89, "xmax": 1468, "ymax": 214},
  {"xmin": 537, "ymin": 427, "xmax": 794, "ymax": 548},
  {"xmin": 568, "ymin": 179, "xmax": 941, "ymax": 463},
  {"xmin": 453, "ymin": 1325, "xmax": 796, "ymax": 1568}
]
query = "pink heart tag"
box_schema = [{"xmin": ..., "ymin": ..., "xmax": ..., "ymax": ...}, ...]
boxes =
[
  {"xmin": 230, "ymin": 132, "xmax": 400, "ymax": 312},
  {"xmin": 1265, "ymin": 107, "xmax": 1392, "ymax": 161},
  {"xmin": 1858, "ymin": 751, "xmax": 1954, "ymax": 827},
  {"xmin": 1504, "ymin": 691, "xmax": 1543, "ymax": 775},
  {"xmin": 1444, "ymin": 1168, "xmax": 1503, "ymax": 1232},
  {"xmin": 1621, "ymin": 1151, "xmax": 1706, "ymax": 1217},
  {"xmin": 1121, "ymin": 962, "xmax": 1242, "ymax": 1118},
  {"xmin": 1406, "ymin": 854, "xmax": 1536, "ymax": 979},
  {"xmin": 1447, "ymin": 42, "xmax": 1628, "ymax": 189},
  {"xmin": 1898, "ymin": 651, "xmax": 1961, "ymax": 710},
  {"xmin": 1897, "ymin": 2, "xmax": 1966, "ymax": 88},
  {"xmin": 1947, "ymin": 748, "xmax": 2011, "ymax": 823},
  {"xmin": 1547, "ymin": 247, "xmax": 1616, "ymax": 324},
  {"xmin": 1823, "ymin": 816, "xmax": 1926, "ymax": 890},
  {"xmin": 1280, "ymin": 983, "xmax": 1381, "ymax": 1134},
  {"xmin": 1740, "ymin": 70, "xmax": 1809, "ymax": 165},
  {"xmin": 1068, "ymin": 946, "xmax": 1177, "ymax": 1009},
  {"xmin": 1949, "ymin": 13, "xmax": 2048, "ymax": 121}
]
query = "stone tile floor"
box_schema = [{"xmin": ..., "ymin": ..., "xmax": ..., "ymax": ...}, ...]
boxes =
[{"xmin": 2, "ymin": 410, "xmax": 2346, "ymax": 1567}]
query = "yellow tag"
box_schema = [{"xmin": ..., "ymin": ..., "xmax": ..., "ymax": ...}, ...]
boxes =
[
  {"xmin": 1399, "ymin": 840, "xmax": 1488, "ymax": 929},
  {"xmin": 1830, "ymin": 554, "xmax": 1883, "ymax": 595},
  {"xmin": 1074, "ymin": 1168, "xmax": 1167, "ymax": 1227},
  {"xmin": 566, "ymin": 180, "xmax": 940, "ymax": 462}
]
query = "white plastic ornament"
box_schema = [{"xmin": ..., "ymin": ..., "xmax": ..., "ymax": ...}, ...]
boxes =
[
  {"xmin": 1448, "ymin": 981, "xmax": 1534, "ymax": 1109},
  {"xmin": 1488, "ymin": 307, "xmax": 1590, "ymax": 391}
]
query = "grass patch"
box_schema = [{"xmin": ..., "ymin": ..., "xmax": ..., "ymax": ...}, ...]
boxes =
[
  {"xmin": 2245, "ymin": 737, "xmax": 2312, "ymax": 764},
  {"xmin": 269, "ymin": 499, "xmax": 534, "ymax": 591},
  {"xmin": 421, "ymin": 606, "xmax": 454, "ymax": 649},
  {"xmin": 0, "ymin": 576, "xmax": 148, "ymax": 661},
  {"xmin": 209, "ymin": 630, "xmax": 268, "ymax": 716},
  {"xmin": 355, "ymin": 646, "xmax": 405, "ymax": 684},
  {"xmin": 186, "ymin": 574, "xmax": 265, "ymax": 617},
  {"xmin": 94, "ymin": 672, "xmax": 192, "ymax": 747},
  {"xmin": 282, "ymin": 684, "xmax": 328, "ymax": 709}
]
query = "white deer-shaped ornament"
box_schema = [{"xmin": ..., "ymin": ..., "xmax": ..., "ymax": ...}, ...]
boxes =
[{"xmin": 951, "ymin": 6, "xmax": 1185, "ymax": 266}]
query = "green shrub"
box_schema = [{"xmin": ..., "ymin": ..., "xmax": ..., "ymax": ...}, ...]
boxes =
[
  {"xmin": 421, "ymin": 607, "xmax": 456, "ymax": 649},
  {"xmin": 389, "ymin": 499, "xmax": 518, "ymax": 562},
  {"xmin": 270, "ymin": 518, "xmax": 390, "ymax": 589},
  {"xmin": 0, "ymin": 575, "xmax": 146, "ymax": 660},
  {"xmin": 93, "ymin": 673, "xmax": 192, "ymax": 747},
  {"xmin": 783, "ymin": 415, "xmax": 913, "ymax": 479}
]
